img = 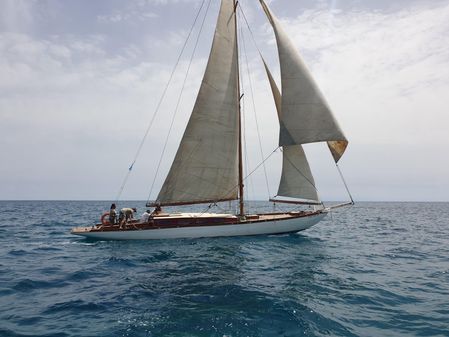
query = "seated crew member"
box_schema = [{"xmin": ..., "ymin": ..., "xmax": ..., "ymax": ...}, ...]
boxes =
[{"xmin": 140, "ymin": 210, "xmax": 151, "ymax": 223}]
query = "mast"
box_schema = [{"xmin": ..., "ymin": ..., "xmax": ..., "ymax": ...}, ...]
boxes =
[
  {"xmin": 234, "ymin": 0, "xmax": 244, "ymax": 216},
  {"xmin": 151, "ymin": 0, "xmax": 240, "ymax": 208}
]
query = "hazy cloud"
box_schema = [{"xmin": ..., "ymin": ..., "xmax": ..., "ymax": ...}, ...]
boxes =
[{"xmin": 0, "ymin": 0, "xmax": 448, "ymax": 201}]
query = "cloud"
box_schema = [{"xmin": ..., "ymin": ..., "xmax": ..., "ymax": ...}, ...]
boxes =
[
  {"xmin": 238, "ymin": 1, "xmax": 449, "ymax": 200},
  {"xmin": 262, "ymin": 1, "xmax": 449, "ymax": 200},
  {"xmin": 264, "ymin": 2, "xmax": 449, "ymax": 147},
  {"xmin": 0, "ymin": 0, "xmax": 36, "ymax": 32},
  {"xmin": 96, "ymin": 0, "xmax": 204, "ymax": 24},
  {"xmin": 97, "ymin": 11, "xmax": 158, "ymax": 24},
  {"xmin": 141, "ymin": 0, "xmax": 201, "ymax": 4},
  {"xmin": 1, "ymin": 0, "xmax": 449, "ymax": 200},
  {"xmin": 0, "ymin": 30, "xmax": 208, "ymax": 199}
]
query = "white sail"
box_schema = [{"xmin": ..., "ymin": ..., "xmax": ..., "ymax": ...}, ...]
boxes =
[
  {"xmin": 155, "ymin": 0, "xmax": 239, "ymax": 206},
  {"xmin": 260, "ymin": 0, "xmax": 348, "ymax": 162},
  {"xmin": 277, "ymin": 145, "xmax": 319, "ymax": 202},
  {"xmin": 71, "ymin": 1, "xmax": 351, "ymax": 241},
  {"xmin": 262, "ymin": 60, "xmax": 319, "ymax": 203}
]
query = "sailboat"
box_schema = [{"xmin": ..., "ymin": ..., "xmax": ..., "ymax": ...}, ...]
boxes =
[{"xmin": 71, "ymin": 0, "xmax": 353, "ymax": 240}]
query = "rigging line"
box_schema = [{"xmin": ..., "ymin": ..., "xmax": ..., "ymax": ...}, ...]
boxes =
[
  {"xmin": 240, "ymin": 20, "xmax": 271, "ymax": 199},
  {"xmin": 243, "ymin": 147, "xmax": 278, "ymax": 191},
  {"xmin": 217, "ymin": 147, "xmax": 279, "ymax": 205},
  {"xmin": 115, "ymin": 0, "xmax": 207, "ymax": 202},
  {"xmin": 333, "ymin": 203, "xmax": 354, "ymax": 214},
  {"xmin": 197, "ymin": 147, "xmax": 280, "ymax": 216},
  {"xmin": 146, "ymin": 0, "xmax": 212, "ymax": 203},
  {"xmin": 239, "ymin": 5, "xmax": 263, "ymax": 55},
  {"xmin": 204, "ymin": 201, "xmax": 228, "ymax": 215},
  {"xmin": 336, "ymin": 163, "xmax": 355, "ymax": 204},
  {"xmin": 282, "ymin": 148, "xmax": 320, "ymax": 194},
  {"xmin": 199, "ymin": 147, "xmax": 279, "ymax": 215},
  {"xmin": 237, "ymin": 13, "xmax": 255, "ymax": 209},
  {"xmin": 239, "ymin": 4, "xmax": 323, "ymax": 208},
  {"xmin": 239, "ymin": 5, "xmax": 273, "ymax": 85},
  {"xmin": 241, "ymin": 88, "xmax": 251, "ymax": 200}
]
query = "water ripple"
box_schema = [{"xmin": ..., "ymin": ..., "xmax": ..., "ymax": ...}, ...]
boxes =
[{"xmin": 0, "ymin": 201, "xmax": 448, "ymax": 336}]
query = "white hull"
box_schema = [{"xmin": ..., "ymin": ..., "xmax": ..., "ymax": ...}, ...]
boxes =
[{"xmin": 71, "ymin": 211, "xmax": 327, "ymax": 240}]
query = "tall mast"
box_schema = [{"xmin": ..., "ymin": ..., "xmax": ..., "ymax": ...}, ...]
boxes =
[
  {"xmin": 234, "ymin": 0, "xmax": 244, "ymax": 216},
  {"xmin": 150, "ymin": 0, "xmax": 242, "ymax": 208}
]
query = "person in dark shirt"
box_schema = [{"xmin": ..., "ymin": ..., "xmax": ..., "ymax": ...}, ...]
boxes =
[
  {"xmin": 154, "ymin": 205, "xmax": 162, "ymax": 215},
  {"xmin": 109, "ymin": 203, "xmax": 117, "ymax": 225}
]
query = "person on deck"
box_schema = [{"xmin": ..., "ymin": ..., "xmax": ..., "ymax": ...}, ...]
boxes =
[
  {"xmin": 119, "ymin": 207, "xmax": 137, "ymax": 227},
  {"xmin": 154, "ymin": 205, "xmax": 162, "ymax": 215},
  {"xmin": 109, "ymin": 203, "xmax": 117, "ymax": 225},
  {"xmin": 140, "ymin": 210, "xmax": 151, "ymax": 223}
]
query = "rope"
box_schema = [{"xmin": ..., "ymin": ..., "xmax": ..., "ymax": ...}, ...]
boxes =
[
  {"xmin": 282, "ymin": 148, "xmax": 320, "ymax": 194},
  {"xmin": 115, "ymin": 0, "xmax": 207, "ymax": 201},
  {"xmin": 216, "ymin": 147, "xmax": 279, "ymax": 208},
  {"xmin": 240, "ymin": 18, "xmax": 271, "ymax": 199},
  {"xmin": 239, "ymin": 5, "xmax": 263, "ymax": 55},
  {"xmin": 146, "ymin": 0, "xmax": 212, "ymax": 203},
  {"xmin": 336, "ymin": 163, "xmax": 355, "ymax": 204},
  {"xmin": 239, "ymin": 5, "xmax": 326, "ymax": 208},
  {"xmin": 237, "ymin": 13, "xmax": 256, "ymax": 212}
]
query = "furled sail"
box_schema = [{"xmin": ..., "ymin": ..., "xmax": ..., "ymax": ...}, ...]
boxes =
[
  {"xmin": 260, "ymin": 0, "xmax": 348, "ymax": 163},
  {"xmin": 154, "ymin": 0, "xmax": 239, "ymax": 206},
  {"xmin": 262, "ymin": 60, "xmax": 319, "ymax": 203}
]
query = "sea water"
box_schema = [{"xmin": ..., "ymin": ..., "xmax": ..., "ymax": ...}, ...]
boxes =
[{"xmin": 0, "ymin": 201, "xmax": 448, "ymax": 337}]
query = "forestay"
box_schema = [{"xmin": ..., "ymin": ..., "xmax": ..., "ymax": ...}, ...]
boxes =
[
  {"xmin": 154, "ymin": 0, "xmax": 240, "ymax": 206},
  {"xmin": 259, "ymin": 0, "xmax": 348, "ymax": 163}
]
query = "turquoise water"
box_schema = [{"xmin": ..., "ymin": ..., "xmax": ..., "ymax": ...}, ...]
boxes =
[{"xmin": 0, "ymin": 201, "xmax": 448, "ymax": 336}]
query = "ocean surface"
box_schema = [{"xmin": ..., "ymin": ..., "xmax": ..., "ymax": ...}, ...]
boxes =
[{"xmin": 0, "ymin": 201, "xmax": 448, "ymax": 337}]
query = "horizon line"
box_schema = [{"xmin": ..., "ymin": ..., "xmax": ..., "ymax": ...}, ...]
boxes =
[{"xmin": 0, "ymin": 199, "xmax": 448, "ymax": 203}]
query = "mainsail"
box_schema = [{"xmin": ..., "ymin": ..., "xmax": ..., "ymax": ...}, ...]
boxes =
[
  {"xmin": 154, "ymin": 0, "xmax": 240, "ymax": 206},
  {"xmin": 263, "ymin": 61, "xmax": 319, "ymax": 203},
  {"xmin": 260, "ymin": 0, "xmax": 348, "ymax": 163},
  {"xmin": 72, "ymin": 0, "xmax": 354, "ymax": 241}
]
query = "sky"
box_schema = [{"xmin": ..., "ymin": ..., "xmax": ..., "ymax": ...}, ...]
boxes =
[{"xmin": 1, "ymin": 0, "xmax": 448, "ymax": 202}]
